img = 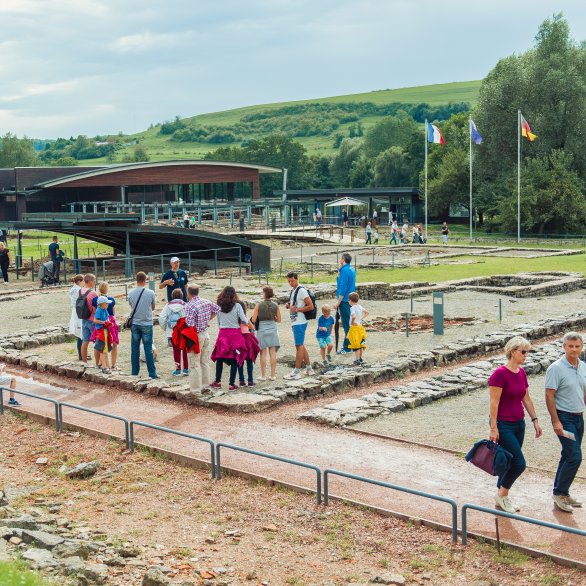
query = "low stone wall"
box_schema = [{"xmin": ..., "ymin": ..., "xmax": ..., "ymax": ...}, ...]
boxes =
[
  {"xmin": 299, "ymin": 341, "xmax": 563, "ymax": 427},
  {"xmin": 0, "ymin": 326, "xmax": 76, "ymax": 351},
  {"xmin": 2, "ymin": 312, "xmax": 585, "ymax": 414},
  {"xmin": 273, "ymin": 272, "xmax": 586, "ymax": 303}
]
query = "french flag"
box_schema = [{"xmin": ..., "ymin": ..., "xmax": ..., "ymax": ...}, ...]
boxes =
[{"xmin": 427, "ymin": 121, "xmax": 445, "ymax": 145}]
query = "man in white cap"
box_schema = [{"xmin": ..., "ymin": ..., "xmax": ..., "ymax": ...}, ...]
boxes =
[{"xmin": 159, "ymin": 256, "xmax": 188, "ymax": 302}]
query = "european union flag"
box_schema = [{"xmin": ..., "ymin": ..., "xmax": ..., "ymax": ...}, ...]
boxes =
[{"xmin": 470, "ymin": 120, "xmax": 483, "ymax": 145}]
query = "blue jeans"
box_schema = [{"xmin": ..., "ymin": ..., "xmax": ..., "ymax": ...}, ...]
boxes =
[
  {"xmin": 496, "ymin": 419, "xmax": 526, "ymax": 490},
  {"xmin": 553, "ymin": 411, "xmax": 584, "ymax": 496},
  {"xmin": 339, "ymin": 301, "xmax": 351, "ymax": 351},
  {"xmin": 131, "ymin": 324, "xmax": 157, "ymax": 378}
]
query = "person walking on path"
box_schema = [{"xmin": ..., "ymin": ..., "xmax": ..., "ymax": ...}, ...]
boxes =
[
  {"xmin": 545, "ymin": 332, "xmax": 586, "ymax": 513},
  {"xmin": 283, "ymin": 272, "xmax": 314, "ymax": 380},
  {"xmin": 400, "ymin": 221, "xmax": 409, "ymax": 244},
  {"xmin": 251, "ymin": 286, "xmax": 281, "ymax": 381},
  {"xmin": 159, "ymin": 289, "xmax": 188, "ymax": 376},
  {"xmin": 488, "ymin": 336, "xmax": 542, "ymax": 514},
  {"xmin": 160, "ymin": 256, "xmax": 188, "ymax": 302},
  {"xmin": 79, "ymin": 274, "xmax": 98, "ymax": 363},
  {"xmin": 210, "ymin": 286, "xmax": 247, "ymax": 390},
  {"xmin": 333, "ymin": 253, "xmax": 356, "ymax": 355},
  {"xmin": 68, "ymin": 274, "xmax": 84, "ymax": 360},
  {"xmin": 129, "ymin": 272, "xmax": 157, "ymax": 379},
  {"xmin": 365, "ymin": 222, "xmax": 372, "ymax": 244},
  {"xmin": 441, "ymin": 222, "xmax": 449, "ymax": 244},
  {"xmin": 48, "ymin": 236, "xmax": 63, "ymax": 284},
  {"xmin": 185, "ymin": 284, "xmax": 220, "ymax": 392},
  {"xmin": 0, "ymin": 241, "xmax": 10, "ymax": 286},
  {"xmin": 0, "ymin": 364, "xmax": 21, "ymax": 406},
  {"xmin": 389, "ymin": 220, "xmax": 399, "ymax": 245}
]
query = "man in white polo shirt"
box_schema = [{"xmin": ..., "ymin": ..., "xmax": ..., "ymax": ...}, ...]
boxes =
[{"xmin": 545, "ymin": 332, "xmax": 586, "ymax": 513}]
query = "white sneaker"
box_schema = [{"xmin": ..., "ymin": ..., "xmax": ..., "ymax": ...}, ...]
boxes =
[
  {"xmin": 495, "ymin": 494, "xmax": 516, "ymax": 514},
  {"xmin": 567, "ymin": 494, "xmax": 583, "ymax": 507},
  {"xmin": 553, "ymin": 494, "xmax": 574, "ymax": 513},
  {"xmin": 305, "ymin": 368, "xmax": 315, "ymax": 376},
  {"xmin": 283, "ymin": 370, "xmax": 302, "ymax": 380},
  {"xmin": 258, "ymin": 376, "xmax": 266, "ymax": 381},
  {"xmin": 269, "ymin": 376, "xmax": 276, "ymax": 381}
]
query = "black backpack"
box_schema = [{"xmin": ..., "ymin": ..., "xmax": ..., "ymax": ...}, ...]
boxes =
[
  {"xmin": 293, "ymin": 286, "xmax": 318, "ymax": 320},
  {"xmin": 75, "ymin": 290, "xmax": 92, "ymax": 320}
]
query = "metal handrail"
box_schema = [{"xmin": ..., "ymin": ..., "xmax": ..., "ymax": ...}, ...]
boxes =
[
  {"xmin": 216, "ymin": 442, "xmax": 322, "ymax": 504},
  {"xmin": 0, "ymin": 386, "xmax": 60, "ymax": 431},
  {"xmin": 129, "ymin": 420, "xmax": 215, "ymax": 478},
  {"xmin": 461, "ymin": 503, "xmax": 586, "ymax": 545},
  {"xmin": 58, "ymin": 402, "xmax": 130, "ymax": 449},
  {"xmin": 324, "ymin": 468, "xmax": 458, "ymax": 543}
]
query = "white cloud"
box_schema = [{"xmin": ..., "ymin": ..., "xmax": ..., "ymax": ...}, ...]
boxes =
[{"xmin": 0, "ymin": 0, "xmax": 584, "ymax": 137}]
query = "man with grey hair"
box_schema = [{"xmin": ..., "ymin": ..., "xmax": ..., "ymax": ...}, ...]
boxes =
[
  {"xmin": 333, "ymin": 253, "xmax": 356, "ymax": 355},
  {"xmin": 544, "ymin": 332, "xmax": 586, "ymax": 513}
]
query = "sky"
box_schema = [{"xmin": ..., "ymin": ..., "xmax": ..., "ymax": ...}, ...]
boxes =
[{"xmin": 1, "ymin": 0, "xmax": 584, "ymax": 139}]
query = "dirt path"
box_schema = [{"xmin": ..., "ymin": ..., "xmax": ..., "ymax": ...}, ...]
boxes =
[{"xmin": 4, "ymin": 363, "xmax": 585, "ymax": 567}]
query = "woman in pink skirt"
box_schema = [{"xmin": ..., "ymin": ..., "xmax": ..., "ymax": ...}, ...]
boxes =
[
  {"xmin": 237, "ymin": 301, "xmax": 260, "ymax": 387},
  {"xmin": 210, "ymin": 286, "xmax": 247, "ymax": 391}
]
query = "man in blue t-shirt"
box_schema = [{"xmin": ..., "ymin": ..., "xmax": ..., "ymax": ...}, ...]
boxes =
[
  {"xmin": 48, "ymin": 236, "xmax": 62, "ymax": 284},
  {"xmin": 333, "ymin": 253, "xmax": 356, "ymax": 354},
  {"xmin": 159, "ymin": 256, "xmax": 188, "ymax": 302}
]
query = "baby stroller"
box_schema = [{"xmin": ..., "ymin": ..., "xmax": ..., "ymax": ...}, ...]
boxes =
[{"xmin": 39, "ymin": 260, "xmax": 57, "ymax": 288}]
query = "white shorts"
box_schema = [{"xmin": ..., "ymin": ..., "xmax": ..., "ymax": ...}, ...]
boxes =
[{"xmin": 0, "ymin": 373, "xmax": 12, "ymax": 385}]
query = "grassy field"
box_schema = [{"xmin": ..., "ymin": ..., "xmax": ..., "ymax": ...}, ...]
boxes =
[
  {"xmin": 0, "ymin": 560, "xmax": 55, "ymax": 585},
  {"xmin": 3, "ymin": 231, "xmax": 113, "ymax": 261},
  {"xmin": 267, "ymin": 250, "xmax": 586, "ymax": 286},
  {"xmin": 94, "ymin": 80, "xmax": 481, "ymax": 163}
]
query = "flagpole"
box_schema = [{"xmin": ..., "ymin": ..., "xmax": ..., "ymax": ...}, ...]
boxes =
[
  {"xmin": 517, "ymin": 109, "xmax": 521, "ymax": 243},
  {"xmin": 424, "ymin": 119, "xmax": 428, "ymax": 239},
  {"xmin": 469, "ymin": 115, "xmax": 473, "ymax": 240}
]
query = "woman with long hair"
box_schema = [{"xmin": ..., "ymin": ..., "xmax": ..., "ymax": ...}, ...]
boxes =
[
  {"xmin": 210, "ymin": 286, "xmax": 247, "ymax": 390},
  {"xmin": 90, "ymin": 281, "xmax": 120, "ymax": 370}
]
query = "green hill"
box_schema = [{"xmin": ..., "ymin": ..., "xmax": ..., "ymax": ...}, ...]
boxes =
[{"xmin": 62, "ymin": 80, "xmax": 482, "ymax": 164}]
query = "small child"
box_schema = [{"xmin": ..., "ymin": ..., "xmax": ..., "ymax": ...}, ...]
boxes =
[
  {"xmin": 373, "ymin": 229, "xmax": 379, "ymax": 245},
  {"xmin": 0, "ymin": 364, "xmax": 20, "ymax": 406},
  {"xmin": 93, "ymin": 295, "xmax": 113, "ymax": 374},
  {"xmin": 316, "ymin": 305, "xmax": 334, "ymax": 366},
  {"xmin": 238, "ymin": 301, "xmax": 260, "ymax": 387},
  {"xmin": 347, "ymin": 292, "xmax": 368, "ymax": 366},
  {"xmin": 159, "ymin": 289, "xmax": 188, "ymax": 376}
]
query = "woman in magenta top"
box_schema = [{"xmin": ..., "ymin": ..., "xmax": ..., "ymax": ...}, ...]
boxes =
[{"xmin": 488, "ymin": 336, "xmax": 542, "ymax": 514}]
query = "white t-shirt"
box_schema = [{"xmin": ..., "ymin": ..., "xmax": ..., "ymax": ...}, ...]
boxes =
[
  {"xmin": 402, "ymin": 223, "xmax": 409, "ymax": 235},
  {"xmin": 289, "ymin": 286, "xmax": 309, "ymax": 326},
  {"xmin": 350, "ymin": 304, "xmax": 364, "ymax": 325}
]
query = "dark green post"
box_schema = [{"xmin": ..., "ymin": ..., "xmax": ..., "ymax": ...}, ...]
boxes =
[
  {"xmin": 125, "ymin": 231, "xmax": 131, "ymax": 278},
  {"xmin": 433, "ymin": 292, "xmax": 444, "ymax": 335}
]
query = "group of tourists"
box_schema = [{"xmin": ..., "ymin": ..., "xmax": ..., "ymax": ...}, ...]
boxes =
[{"xmin": 484, "ymin": 332, "xmax": 585, "ymax": 514}]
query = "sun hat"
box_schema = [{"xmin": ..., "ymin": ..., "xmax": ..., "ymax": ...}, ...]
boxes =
[{"xmin": 97, "ymin": 296, "xmax": 113, "ymax": 305}]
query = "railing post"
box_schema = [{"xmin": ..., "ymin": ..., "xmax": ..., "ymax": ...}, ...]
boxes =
[
  {"xmin": 214, "ymin": 250, "xmax": 218, "ymax": 275},
  {"xmin": 30, "ymin": 257, "xmax": 34, "ymax": 281},
  {"xmin": 188, "ymin": 252, "xmax": 192, "ymax": 275},
  {"xmin": 102, "ymin": 260, "xmax": 106, "ymax": 283}
]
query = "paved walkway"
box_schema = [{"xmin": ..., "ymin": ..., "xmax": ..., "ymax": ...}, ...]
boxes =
[{"xmin": 4, "ymin": 366, "xmax": 585, "ymax": 565}]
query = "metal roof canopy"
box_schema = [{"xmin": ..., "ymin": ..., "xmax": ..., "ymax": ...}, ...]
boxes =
[{"xmin": 35, "ymin": 160, "xmax": 283, "ymax": 189}]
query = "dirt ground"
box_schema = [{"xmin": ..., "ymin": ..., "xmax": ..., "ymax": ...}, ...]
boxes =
[{"xmin": 1, "ymin": 411, "xmax": 583, "ymax": 586}]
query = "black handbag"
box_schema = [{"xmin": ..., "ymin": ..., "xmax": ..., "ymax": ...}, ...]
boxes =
[{"xmin": 123, "ymin": 288, "xmax": 145, "ymax": 330}]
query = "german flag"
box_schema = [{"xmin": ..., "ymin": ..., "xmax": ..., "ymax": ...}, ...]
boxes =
[{"xmin": 520, "ymin": 114, "xmax": 537, "ymax": 141}]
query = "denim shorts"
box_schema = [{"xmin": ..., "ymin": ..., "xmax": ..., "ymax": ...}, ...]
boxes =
[
  {"xmin": 292, "ymin": 323, "xmax": 308, "ymax": 346},
  {"xmin": 317, "ymin": 335, "xmax": 332, "ymax": 348},
  {"xmin": 82, "ymin": 319, "xmax": 94, "ymax": 342}
]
